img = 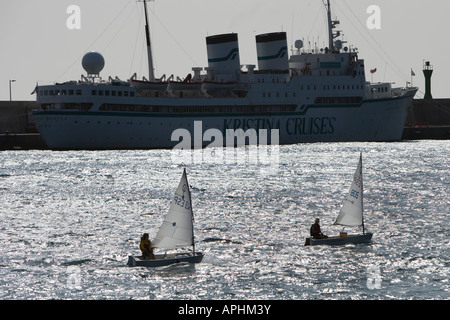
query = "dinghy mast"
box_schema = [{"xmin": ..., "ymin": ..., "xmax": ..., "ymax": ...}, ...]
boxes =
[
  {"xmin": 186, "ymin": 169, "xmax": 196, "ymax": 255},
  {"xmin": 359, "ymin": 153, "xmax": 365, "ymax": 235}
]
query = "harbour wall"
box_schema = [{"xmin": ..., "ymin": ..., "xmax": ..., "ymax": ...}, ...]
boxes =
[
  {"xmin": 0, "ymin": 101, "xmax": 47, "ymax": 150},
  {"xmin": 0, "ymin": 101, "xmax": 38, "ymax": 134},
  {"xmin": 402, "ymin": 99, "xmax": 450, "ymax": 140}
]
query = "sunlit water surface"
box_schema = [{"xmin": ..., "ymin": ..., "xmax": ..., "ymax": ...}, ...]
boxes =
[{"xmin": 0, "ymin": 141, "xmax": 448, "ymax": 299}]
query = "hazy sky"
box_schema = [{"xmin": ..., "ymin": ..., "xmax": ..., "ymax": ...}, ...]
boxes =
[{"xmin": 1, "ymin": 0, "xmax": 448, "ymax": 101}]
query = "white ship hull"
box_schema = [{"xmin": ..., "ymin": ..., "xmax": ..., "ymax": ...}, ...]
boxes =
[{"xmin": 33, "ymin": 90, "xmax": 415, "ymax": 150}]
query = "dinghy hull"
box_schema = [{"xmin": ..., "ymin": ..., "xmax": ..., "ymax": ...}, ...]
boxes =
[
  {"xmin": 305, "ymin": 233, "xmax": 373, "ymax": 246},
  {"xmin": 127, "ymin": 252, "xmax": 204, "ymax": 267}
]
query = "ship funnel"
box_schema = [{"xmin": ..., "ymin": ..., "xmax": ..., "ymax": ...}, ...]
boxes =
[
  {"xmin": 423, "ymin": 61, "xmax": 433, "ymax": 99},
  {"xmin": 206, "ymin": 33, "xmax": 240, "ymax": 80},
  {"xmin": 256, "ymin": 32, "xmax": 289, "ymax": 72}
]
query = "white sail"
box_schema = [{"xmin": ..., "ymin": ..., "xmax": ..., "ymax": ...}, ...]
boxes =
[
  {"xmin": 152, "ymin": 169, "xmax": 194, "ymax": 249},
  {"xmin": 334, "ymin": 153, "xmax": 364, "ymax": 227}
]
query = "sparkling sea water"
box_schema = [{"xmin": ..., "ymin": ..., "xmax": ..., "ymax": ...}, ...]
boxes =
[{"xmin": 0, "ymin": 140, "xmax": 448, "ymax": 300}]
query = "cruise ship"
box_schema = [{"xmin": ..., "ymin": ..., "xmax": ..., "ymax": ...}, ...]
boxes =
[{"xmin": 32, "ymin": 1, "xmax": 417, "ymax": 150}]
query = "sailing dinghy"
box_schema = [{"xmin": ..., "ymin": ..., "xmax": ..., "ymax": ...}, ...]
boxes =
[
  {"xmin": 127, "ymin": 169, "xmax": 204, "ymax": 267},
  {"xmin": 305, "ymin": 153, "xmax": 373, "ymax": 246}
]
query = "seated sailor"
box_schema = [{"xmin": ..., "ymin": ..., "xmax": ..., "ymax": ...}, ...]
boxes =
[
  {"xmin": 310, "ymin": 218, "xmax": 328, "ymax": 239},
  {"xmin": 139, "ymin": 233, "xmax": 155, "ymax": 259}
]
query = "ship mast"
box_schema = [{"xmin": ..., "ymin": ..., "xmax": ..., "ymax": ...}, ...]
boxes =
[
  {"xmin": 143, "ymin": 0, "xmax": 155, "ymax": 81},
  {"xmin": 326, "ymin": 0, "xmax": 340, "ymax": 51}
]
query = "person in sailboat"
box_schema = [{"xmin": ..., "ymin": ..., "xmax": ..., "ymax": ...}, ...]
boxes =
[
  {"xmin": 310, "ymin": 218, "xmax": 328, "ymax": 239},
  {"xmin": 139, "ymin": 233, "xmax": 155, "ymax": 259}
]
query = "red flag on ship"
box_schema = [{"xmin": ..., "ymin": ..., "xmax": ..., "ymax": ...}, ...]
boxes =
[{"xmin": 370, "ymin": 68, "xmax": 377, "ymax": 74}]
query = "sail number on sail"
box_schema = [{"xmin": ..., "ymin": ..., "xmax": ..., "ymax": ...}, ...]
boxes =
[
  {"xmin": 350, "ymin": 190, "xmax": 360, "ymax": 199},
  {"xmin": 173, "ymin": 195, "xmax": 191, "ymax": 210}
]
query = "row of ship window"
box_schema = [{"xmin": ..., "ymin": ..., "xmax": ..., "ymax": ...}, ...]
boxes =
[
  {"xmin": 261, "ymin": 84, "xmax": 365, "ymax": 98},
  {"xmin": 300, "ymin": 84, "xmax": 364, "ymax": 91},
  {"xmin": 91, "ymin": 89, "xmax": 135, "ymax": 97},
  {"xmin": 42, "ymin": 103, "xmax": 297, "ymax": 113},
  {"xmin": 37, "ymin": 89, "xmax": 135, "ymax": 97},
  {"xmin": 72, "ymin": 120, "xmax": 220, "ymax": 130},
  {"xmin": 98, "ymin": 104, "xmax": 296, "ymax": 113}
]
